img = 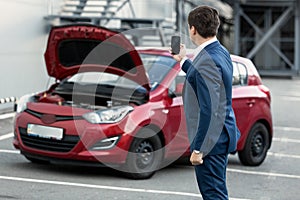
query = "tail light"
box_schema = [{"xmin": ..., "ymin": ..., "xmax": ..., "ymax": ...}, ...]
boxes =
[{"xmin": 258, "ymin": 85, "xmax": 271, "ymax": 102}]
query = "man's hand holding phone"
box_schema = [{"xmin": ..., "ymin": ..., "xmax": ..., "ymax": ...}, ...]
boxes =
[{"xmin": 170, "ymin": 36, "xmax": 186, "ymax": 63}]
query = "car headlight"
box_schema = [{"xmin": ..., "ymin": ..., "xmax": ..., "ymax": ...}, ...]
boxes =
[
  {"xmin": 16, "ymin": 94, "xmax": 35, "ymax": 113},
  {"xmin": 83, "ymin": 105, "xmax": 133, "ymax": 124}
]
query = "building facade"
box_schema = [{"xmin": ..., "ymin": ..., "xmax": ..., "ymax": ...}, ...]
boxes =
[{"xmin": 0, "ymin": 0, "xmax": 299, "ymax": 112}]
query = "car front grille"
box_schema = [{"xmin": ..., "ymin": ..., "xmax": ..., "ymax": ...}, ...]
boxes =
[{"xmin": 19, "ymin": 127, "xmax": 80, "ymax": 152}]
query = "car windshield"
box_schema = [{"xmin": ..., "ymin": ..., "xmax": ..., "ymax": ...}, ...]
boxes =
[
  {"xmin": 61, "ymin": 53, "xmax": 176, "ymax": 91},
  {"xmin": 140, "ymin": 53, "xmax": 177, "ymax": 89}
]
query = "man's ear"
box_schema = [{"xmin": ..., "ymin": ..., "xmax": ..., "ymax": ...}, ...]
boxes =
[{"xmin": 190, "ymin": 26, "xmax": 197, "ymax": 35}]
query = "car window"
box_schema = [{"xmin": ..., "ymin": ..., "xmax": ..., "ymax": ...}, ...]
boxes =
[
  {"xmin": 169, "ymin": 70, "xmax": 186, "ymax": 97},
  {"xmin": 168, "ymin": 61, "xmax": 248, "ymax": 97},
  {"xmin": 232, "ymin": 62, "xmax": 248, "ymax": 86},
  {"xmin": 140, "ymin": 54, "xmax": 177, "ymax": 90},
  {"xmin": 64, "ymin": 53, "xmax": 177, "ymax": 91}
]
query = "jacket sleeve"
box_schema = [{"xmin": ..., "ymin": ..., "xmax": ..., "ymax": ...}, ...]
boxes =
[
  {"xmin": 182, "ymin": 59, "xmax": 192, "ymax": 73},
  {"xmin": 190, "ymin": 57, "xmax": 225, "ymax": 155}
]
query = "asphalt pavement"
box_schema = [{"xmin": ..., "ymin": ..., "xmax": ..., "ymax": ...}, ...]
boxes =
[{"xmin": 0, "ymin": 78, "xmax": 299, "ymax": 200}]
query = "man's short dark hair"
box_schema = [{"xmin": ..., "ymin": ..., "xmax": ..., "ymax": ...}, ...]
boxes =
[{"xmin": 188, "ymin": 6, "xmax": 220, "ymax": 38}]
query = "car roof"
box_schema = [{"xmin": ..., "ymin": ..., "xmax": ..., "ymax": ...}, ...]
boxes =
[{"xmin": 136, "ymin": 47, "xmax": 260, "ymax": 76}]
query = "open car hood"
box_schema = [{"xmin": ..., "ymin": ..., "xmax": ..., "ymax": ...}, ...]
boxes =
[{"xmin": 44, "ymin": 24, "xmax": 150, "ymax": 90}]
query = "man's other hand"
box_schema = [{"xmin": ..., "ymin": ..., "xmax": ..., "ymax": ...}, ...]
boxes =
[{"xmin": 190, "ymin": 151, "xmax": 203, "ymax": 165}]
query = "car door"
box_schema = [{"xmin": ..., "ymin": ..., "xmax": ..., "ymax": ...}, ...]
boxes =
[
  {"xmin": 232, "ymin": 61, "xmax": 255, "ymax": 141},
  {"xmin": 163, "ymin": 71, "xmax": 190, "ymax": 158}
]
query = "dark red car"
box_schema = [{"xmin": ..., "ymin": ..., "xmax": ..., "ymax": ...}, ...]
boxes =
[{"xmin": 13, "ymin": 24, "xmax": 273, "ymax": 179}]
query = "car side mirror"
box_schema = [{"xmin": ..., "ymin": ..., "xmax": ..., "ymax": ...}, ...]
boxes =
[{"xmin": 163, "ymin": 89, "xmax": 173, "ymax": 106}]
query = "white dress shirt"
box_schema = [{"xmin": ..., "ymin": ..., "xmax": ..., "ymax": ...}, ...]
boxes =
[{"xmin": 180, "ymin": 37, "xmax": 218, "ymax": 66}]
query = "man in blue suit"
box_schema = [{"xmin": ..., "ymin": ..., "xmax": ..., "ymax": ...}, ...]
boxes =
[{"xmin": 172, "ymin": 6, "xmax": 240, "ymax": 200}]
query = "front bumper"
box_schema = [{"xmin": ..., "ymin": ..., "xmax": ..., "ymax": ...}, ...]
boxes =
[{"xmin": 13, "ymin": 111, "xmax": 132, "ymax": 165}]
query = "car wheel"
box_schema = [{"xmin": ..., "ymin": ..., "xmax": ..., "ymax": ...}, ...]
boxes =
[
  {"xmin": 122, "ymin": 128, "xmax": 163, "ymax": 179},
  {"xmin": 238, "ymin": 122, "xmax": 269, "ymax": 166}
]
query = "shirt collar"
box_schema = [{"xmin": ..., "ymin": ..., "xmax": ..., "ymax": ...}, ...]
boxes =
[{"xmin": 192, "ymin": 37, "xmax": 218, "ymax": 59}]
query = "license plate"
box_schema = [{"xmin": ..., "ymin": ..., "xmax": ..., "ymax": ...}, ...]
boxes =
[{"xmin": 27, "ymin": 124, "xmax": 63, "ymax": 140}]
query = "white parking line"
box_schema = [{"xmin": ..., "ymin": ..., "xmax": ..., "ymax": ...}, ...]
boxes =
[
  {"xmin": 0, "ymin": 149, "xmax": 298, "ymax": 197},
  {"xmin": 273, "ymin": 137, "xmax": 300, "ymax": 144},
  {"xmin": 228, "ymin": 168, "xmax": 300, "ymax": 180},
  {"xmin": 0, "ymin": 112, "xmax": 15, "ymax": 120},
  {"xmin": 280, "ymin": 96, "xmax": 300, "ymax": 102},
  {"xmin": 0, "ymin": 132, "xmax": 14, "ymax": 141},
  {"xmin": 274, "ymin": 126, "xmax": 300, "ymax": 132},
  {"xmin": 0, "ymin": 175, "xmax": 250, "ymax": 200},
  {"xmin": 0, "ymin": 149, "xmax": 19, "ymax": 154},
  {"xmin": 268, "ymin": 152, "xmax": 300, "ymax": 159}
]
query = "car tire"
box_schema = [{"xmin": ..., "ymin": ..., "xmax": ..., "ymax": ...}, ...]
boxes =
[
  {"xmin": 122, "ymin": 128, "xmax": 163, "ymax": 179},
  {"xmin": 238, "ymin": 122, "xmax": 269, "ymax": 166}
]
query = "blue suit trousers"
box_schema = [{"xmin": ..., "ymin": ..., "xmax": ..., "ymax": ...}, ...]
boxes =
[{"xmin": 194, "ymin": 154, "xmax": 229, "ymax": 200}]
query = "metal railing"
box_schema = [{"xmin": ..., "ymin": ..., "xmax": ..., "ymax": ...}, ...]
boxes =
[
  {"xmin": 0, "ymin": 97, "xmax": 17, "ymax": 105},
  {"xmin": 0, "ymin": 97, "xmax": 17, "ymax": 114}
]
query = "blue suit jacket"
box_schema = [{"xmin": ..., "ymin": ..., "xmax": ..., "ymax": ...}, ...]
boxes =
[{"xmin": 182, "ymin": 41, "xmax": 240, "ymax": 156}]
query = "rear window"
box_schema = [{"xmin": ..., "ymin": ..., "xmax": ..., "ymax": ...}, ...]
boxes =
[
  {"xmin": 232, "ymin": 61, "xmax": 248, "ymax": 86},
  {"xmin": 58, "ymin": 39, "xmax": 137, "ymax": 73}
]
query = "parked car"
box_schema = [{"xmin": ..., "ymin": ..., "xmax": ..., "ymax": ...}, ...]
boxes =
[{"xmin": 13, "ymin": 24, "xmax": 273, "ymax": 179}]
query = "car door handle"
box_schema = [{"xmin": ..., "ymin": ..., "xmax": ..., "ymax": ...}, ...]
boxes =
[
  {"xmin": 246, "ymin": 99, "xmax": 256, "ymax": 107},
  {"xmin": 162, "ymin": 109, "xmax": 169, "ymax": 114}
]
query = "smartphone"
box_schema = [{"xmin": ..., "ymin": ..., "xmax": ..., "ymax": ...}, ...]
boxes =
[{"xmin": 171, "ymin": 36, "xmax": 180, "ymax": 55}]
